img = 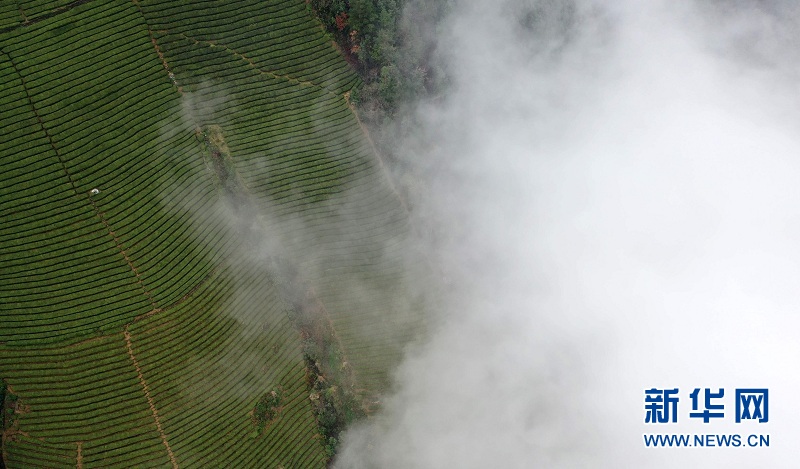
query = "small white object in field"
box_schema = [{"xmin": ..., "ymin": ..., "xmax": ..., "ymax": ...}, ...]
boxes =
[{"xmin": 89, "ymin": 188, "xmax": 100, "ymax": 195}]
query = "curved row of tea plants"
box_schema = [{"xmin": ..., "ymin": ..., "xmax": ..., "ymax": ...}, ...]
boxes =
[{"xmin": 0, "ymin": 0, "xmax": 422, "ymax": 466}]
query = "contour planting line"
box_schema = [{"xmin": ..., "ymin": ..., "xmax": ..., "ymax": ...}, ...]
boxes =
[
  {"xmin": 164, "ymin": 31, "xmax": 343, "ymax": 97},
  {"xmin": 123, "ymin": 326, "xmax": 178, "ymax": 469},
  {"xmin": 133, "ymin": 266, "xmax": 219, "ymax": 322},
  {"xmin": 3, "ymin": 264, "xmax": 215, "ymax": 351},
  {"xmin": 0, "ymin": 0, "xmax": 95, "ymax": 35}
]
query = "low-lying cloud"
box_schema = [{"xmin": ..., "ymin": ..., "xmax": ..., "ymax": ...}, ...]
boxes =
[{"xmin": 336, "ymin": 0, "xmax": 800, "ymax": 467}]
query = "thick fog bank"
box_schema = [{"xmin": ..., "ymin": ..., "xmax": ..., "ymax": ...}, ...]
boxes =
[{"xmin": 336, "ymin": 1, "xmax": 800, "ymax": 467}]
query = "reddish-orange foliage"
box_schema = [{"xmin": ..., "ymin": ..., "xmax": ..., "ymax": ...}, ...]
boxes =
[{"xmin": 335, "ymin": 12, "xmax": 348, "ymax": 31}]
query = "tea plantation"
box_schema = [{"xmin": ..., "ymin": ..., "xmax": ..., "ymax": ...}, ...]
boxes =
[{"xmin": 0, "ymin": 0, "xmax": 421, "ymax": 466}]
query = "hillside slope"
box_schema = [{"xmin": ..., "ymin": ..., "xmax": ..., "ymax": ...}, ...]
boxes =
[{"xmin": 0, "ymin": 1, "xmax": 421, "ymax": 466}]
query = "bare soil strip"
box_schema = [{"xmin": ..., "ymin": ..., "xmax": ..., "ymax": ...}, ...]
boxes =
[
  {"xmin": 124, "ymin": 328, "xmax": 178, "ymax": 468},
  {"xmin": 132, "ymin": 1, "xmax": 183, "ymax": 94}
]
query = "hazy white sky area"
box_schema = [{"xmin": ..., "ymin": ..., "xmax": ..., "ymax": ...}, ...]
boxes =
[{"xmin": 336, "ymin": 0, "xmax": 800, "ymax": 467}]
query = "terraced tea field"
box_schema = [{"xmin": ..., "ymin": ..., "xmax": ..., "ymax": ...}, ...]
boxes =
[{"xmin": 0, "ymin": 1, "xmax": 422, "ymax": 466}]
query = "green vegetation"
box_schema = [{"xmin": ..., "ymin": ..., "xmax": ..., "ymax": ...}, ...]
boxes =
[
  {"xmin": 310, "ymin": 0, "xmax": 449, "ymax": 121},
  {"xmin": 0, "ymin": 0, "xmax": 424, "ymax": 466},
  {"xmin": 252, "ymin": 387, "xmax": 285, "ymax": 436},
  {"xmin": 304, "ymin": 354, "xmax": 365, "ymax": 459},
  {"xmin": 1, "ymin": 380, "xmax": 23, "ymax": 451},
  {"xmin": 309, "ymin": 0, "xmax": 451, "ymax": 211},
  {"xmin": 309, "ymin": 0, "xmax": 450, "ymax": 125}
]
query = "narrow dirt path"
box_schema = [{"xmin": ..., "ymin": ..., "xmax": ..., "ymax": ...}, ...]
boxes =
[
  {"xmin": 90, "ymin": 202, "xmax": 158, "ymax": 311},
  {"xmin": 167, "ymin": 31, "xmax": 341, "ymax": 95},
  {"xmin": 1, "ymin": 49, "xmax": 79, "ymax": 196},
  {"xmin": 132, "ymin": 0, "xmax": 182, "ymax": 94},
  {"xmin": 123, "ymin": 328, "xmax": 178, "ymax": 469}
]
